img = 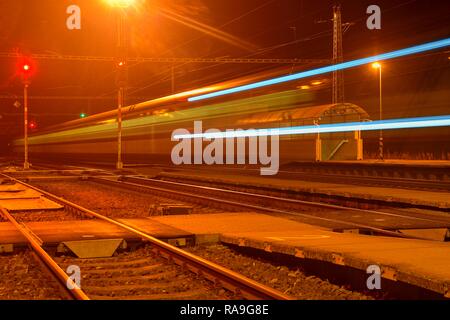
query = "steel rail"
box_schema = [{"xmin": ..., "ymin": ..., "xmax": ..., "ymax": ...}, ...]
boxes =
[
  {"xmin": 0, "ymin": 206, "xmax": 89, "ymax": 300},
  {"xmin": 98, "ymin": 176, "xmax": 441, "ymax": 240},
  {"xmin": 124, "ymin": 176, "xmax": 450, "ymax": 224},
  {"xmin": 33, "ymin": 160, "xmax": 450, "ymax": 192},
  {"xmin": 170, "ymin": 167, "xmax": 450, "ymax": 192},
  {"xmin": 147, "ymin": 176, "xmax": 450, "ymax": 223},
  {"xmin": 0, "ymin": 173, "xmax": 292, "ymax": 300}
]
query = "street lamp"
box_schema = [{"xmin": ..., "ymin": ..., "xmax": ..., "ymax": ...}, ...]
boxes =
[
  {"xmin": 105, "ymin": 0, "xmax": 135, "ymax": 7},
  {"xmin": 106, "ymin": 0, "xmax": 135, "ymax": 170},
  {"xmin": 372, "ymin": 62, "xmax": 383, "ymax": 161}
]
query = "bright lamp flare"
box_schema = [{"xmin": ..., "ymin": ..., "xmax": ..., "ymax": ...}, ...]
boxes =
[
  {"xmin": 23, "ymin": 64, "xmax": 30, "ymax": 71},
  {"xmin": 105, "ymin": 0, "xmax": 135, "ymax": 8},
  {"xmin": 372, "ymin": 62, "xmax": 381, "ymax": 69}
]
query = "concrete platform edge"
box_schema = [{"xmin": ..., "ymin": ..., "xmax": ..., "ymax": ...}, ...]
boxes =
[{"xmin": 220, "ymin": 234, "xmax": 450, "ymax": 297}]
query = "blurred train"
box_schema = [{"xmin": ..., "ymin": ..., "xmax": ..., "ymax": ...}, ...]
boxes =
[{"xmin": 12, "ymin": 66, "xmax": 450, "ymax": 164}]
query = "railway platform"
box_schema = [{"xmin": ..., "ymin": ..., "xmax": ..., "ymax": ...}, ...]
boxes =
[
  {"xmin": 150, "ymin": 212, "xmax": 450, "ymax": 298},
  {"xmin": 155, "ymin": 169, "xmax": 450, "ymax": 210},
  {"xmin": 311, "ymin": 159, "xmax": 450, "ymax": 167},
  {"xmin": 0, "ymin": 219, "xmax": 194, "ymax": 256}
]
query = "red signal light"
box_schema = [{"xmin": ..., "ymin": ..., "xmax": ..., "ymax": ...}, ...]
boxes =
[
  {"xmin": 29, "ymin": 120, "xmax": 37, "ymax": 130},
  {"xmin": 17, "ymin": 58, "xmax": 35, "ymax": 81}
]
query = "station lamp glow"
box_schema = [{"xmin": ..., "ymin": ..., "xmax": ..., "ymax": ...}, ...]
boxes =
[
  {"xmin": 372, "ymin": 62, "xmax": 382, "ymax": 69},
  {"xmin": 80, "ymin": 113, "xmax": 88, "ymax": 119},
  {"xmin": 105, "ymin": 0, "xmax": 135, "ymax": 7}
]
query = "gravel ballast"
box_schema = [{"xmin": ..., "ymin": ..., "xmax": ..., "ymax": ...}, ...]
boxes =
[
  {"xmin": 187, "ymin": 244, "xmax": 374, "ymax": 300},
  {"xmin": 0, "ymin": 251, "xmax": 66, "ymax": 300}
]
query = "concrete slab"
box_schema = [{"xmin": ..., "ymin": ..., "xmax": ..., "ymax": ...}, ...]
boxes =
[
  {"xmin": 152, "ymin": 213, "xmax": 450, "ymax": 297},
  {"xmin": 0, "ymin": 189, "xmax": 41, "ymax": 200},
  {"xmin": 60, "ymin": 239, "xmax": 125, "ymax": 259},
  {"xmin": 118, "ymin": 218, "xmax": 194, "ymax": 240},
  {"xmin": 0, "ymin": 184, "xmax": 26, "ymax": 192},
  {"xmin": 400, "ymin": 228, "xmax": 449, "ymax": 242},
  {"xmin": 328, "ymin": 160, "xmax": 450, "ymax": 168},
  {"xmin": 0, "ymin": 223, "xmax": 26, "ymax": 244},
  {"xmin": 151, "ymin": 212, "xmax": 325, "ymax": 234},
  {"xmin": 0, "ymin": 218, "xmax": 193, "ymax": 247},
  {"xmin": 0, "ymin": 197, "xmax": 63, "ymax": 211}
]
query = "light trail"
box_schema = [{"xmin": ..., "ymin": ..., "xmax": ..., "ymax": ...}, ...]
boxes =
[
  {"xmin": 173, "ymin": 115, "xmax": 450, "ymax": 140},
  {"xmin": 188, "ymin": 38, "xmax": 450, "ymax": 102}
]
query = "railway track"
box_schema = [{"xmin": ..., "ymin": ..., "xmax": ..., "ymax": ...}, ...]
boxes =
[
  {"xmin": 0, "ymin": 207, "xmax": 89, "ymax": 300},
  {"xmin": 25, "ymin": 160, "xmax": 450, "ymax": 192},
  {"xmin": 197, "ymin": 167, "xmax": 450, "ymax": 193},
  {"xmin": 6, "ymin": 164, "xmax": 450, "ymax": 238},
  {"xmin": 88, "ymin": 176, "xmax": 450, "ymax": 241},
  {"xmin": 0, "ymin": 172, "xmax": 292, "ymax": 300}
]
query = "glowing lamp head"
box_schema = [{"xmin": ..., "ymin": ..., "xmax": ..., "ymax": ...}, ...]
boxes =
[
  {"xmin": 80, "ymin": 113, "xmax": 87, "ymax": 119},
  {"xmin": 23, "ymin": 64, "xmax": 30, "ymax": 71},
  {"xmin": 29, "ymin": 121, "xmax": 37, "ymax": 130},
  {"xmin": 372, "ymin": 62, "xmax": 381, "ymax": 69},
  {"xmin": 105, "ymin": 0, "xmax": 135, "ymax": 7}
]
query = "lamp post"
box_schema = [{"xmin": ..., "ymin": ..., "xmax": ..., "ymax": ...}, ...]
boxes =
[
  {"xmin": 372, "ymin": 62, "xmax": 383, "ymax": 161},
  {"xmin": 116, "ymin": 11, "xmax": 126, "ymax": 170},
  {"xmin": 107, "ymin": 0, "xmax": 134, "ymax": 170}
]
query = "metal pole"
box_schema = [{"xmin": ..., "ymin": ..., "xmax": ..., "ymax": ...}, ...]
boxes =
[
  {"xmin": 116, "ymin": 10, "xmax": 125, "ymax": 170},
  {"xmin": 378, "ymin": 67, "xmax": 384, "ymax": 161},
  {"xmin": 171, "ymin": 66, "xmax": 175, "ymax": 94},
  {"xmin": 23, "ymin": 83, "xmax": 30, "ymax": 170},
  {"xmin": 117, "ymin": 86, "xmax": 124, "ymax": 169}
]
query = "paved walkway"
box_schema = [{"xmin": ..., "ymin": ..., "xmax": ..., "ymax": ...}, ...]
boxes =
[{"xmin": 152, "ymin": 213, "xmax": 450, "ymax": 297}]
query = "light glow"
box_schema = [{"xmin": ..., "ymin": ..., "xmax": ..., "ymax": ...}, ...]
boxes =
[
  {"xmin": 188, "ymin": 38, "xmax": 450, "ymax": 102},
  {"xmin": 105, "ymin": 0, "xmax": 135, "ymax": 8},
  {"xmin": 372, "ymin": 62, "xmax": 381, "ymax": 69},
  {"xmin": 173, "ymin": 115, "xmax": 450, "ymax": 140}
]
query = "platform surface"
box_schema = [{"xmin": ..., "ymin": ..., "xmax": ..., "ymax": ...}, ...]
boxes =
[
  {"xmin": 0, "ymin": 218, "xmax": 193, "ymax": 245},
  {"xmin": 0, "ymin": 197, "xmax": 64, "ymax": 211},
  {"xmin": 117, "ymin": 218, "xmax": 194, "ymax": 239},
  {"xmin": 324, "ymin": 160, "xmax": 450, "ymax": 167},
  {"xmin": 151, "ymin": 213, "xmax": 450, "ymax": 296},
  {"xmin": 0, "ymin": 188, "xmax": 41, "ymax": 200},
  {"xmin": 158, "ymin": 170, "xmax": 450, "ymax": 209}
]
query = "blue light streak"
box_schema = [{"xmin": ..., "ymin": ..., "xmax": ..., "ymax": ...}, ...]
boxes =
[
  {"xmin": 188, "ymin": 38, "xmax": 450, "ymax": 102},
  {"xmin": 173, "ymin": 115, "xmax": 450, "ymax": 140}
]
